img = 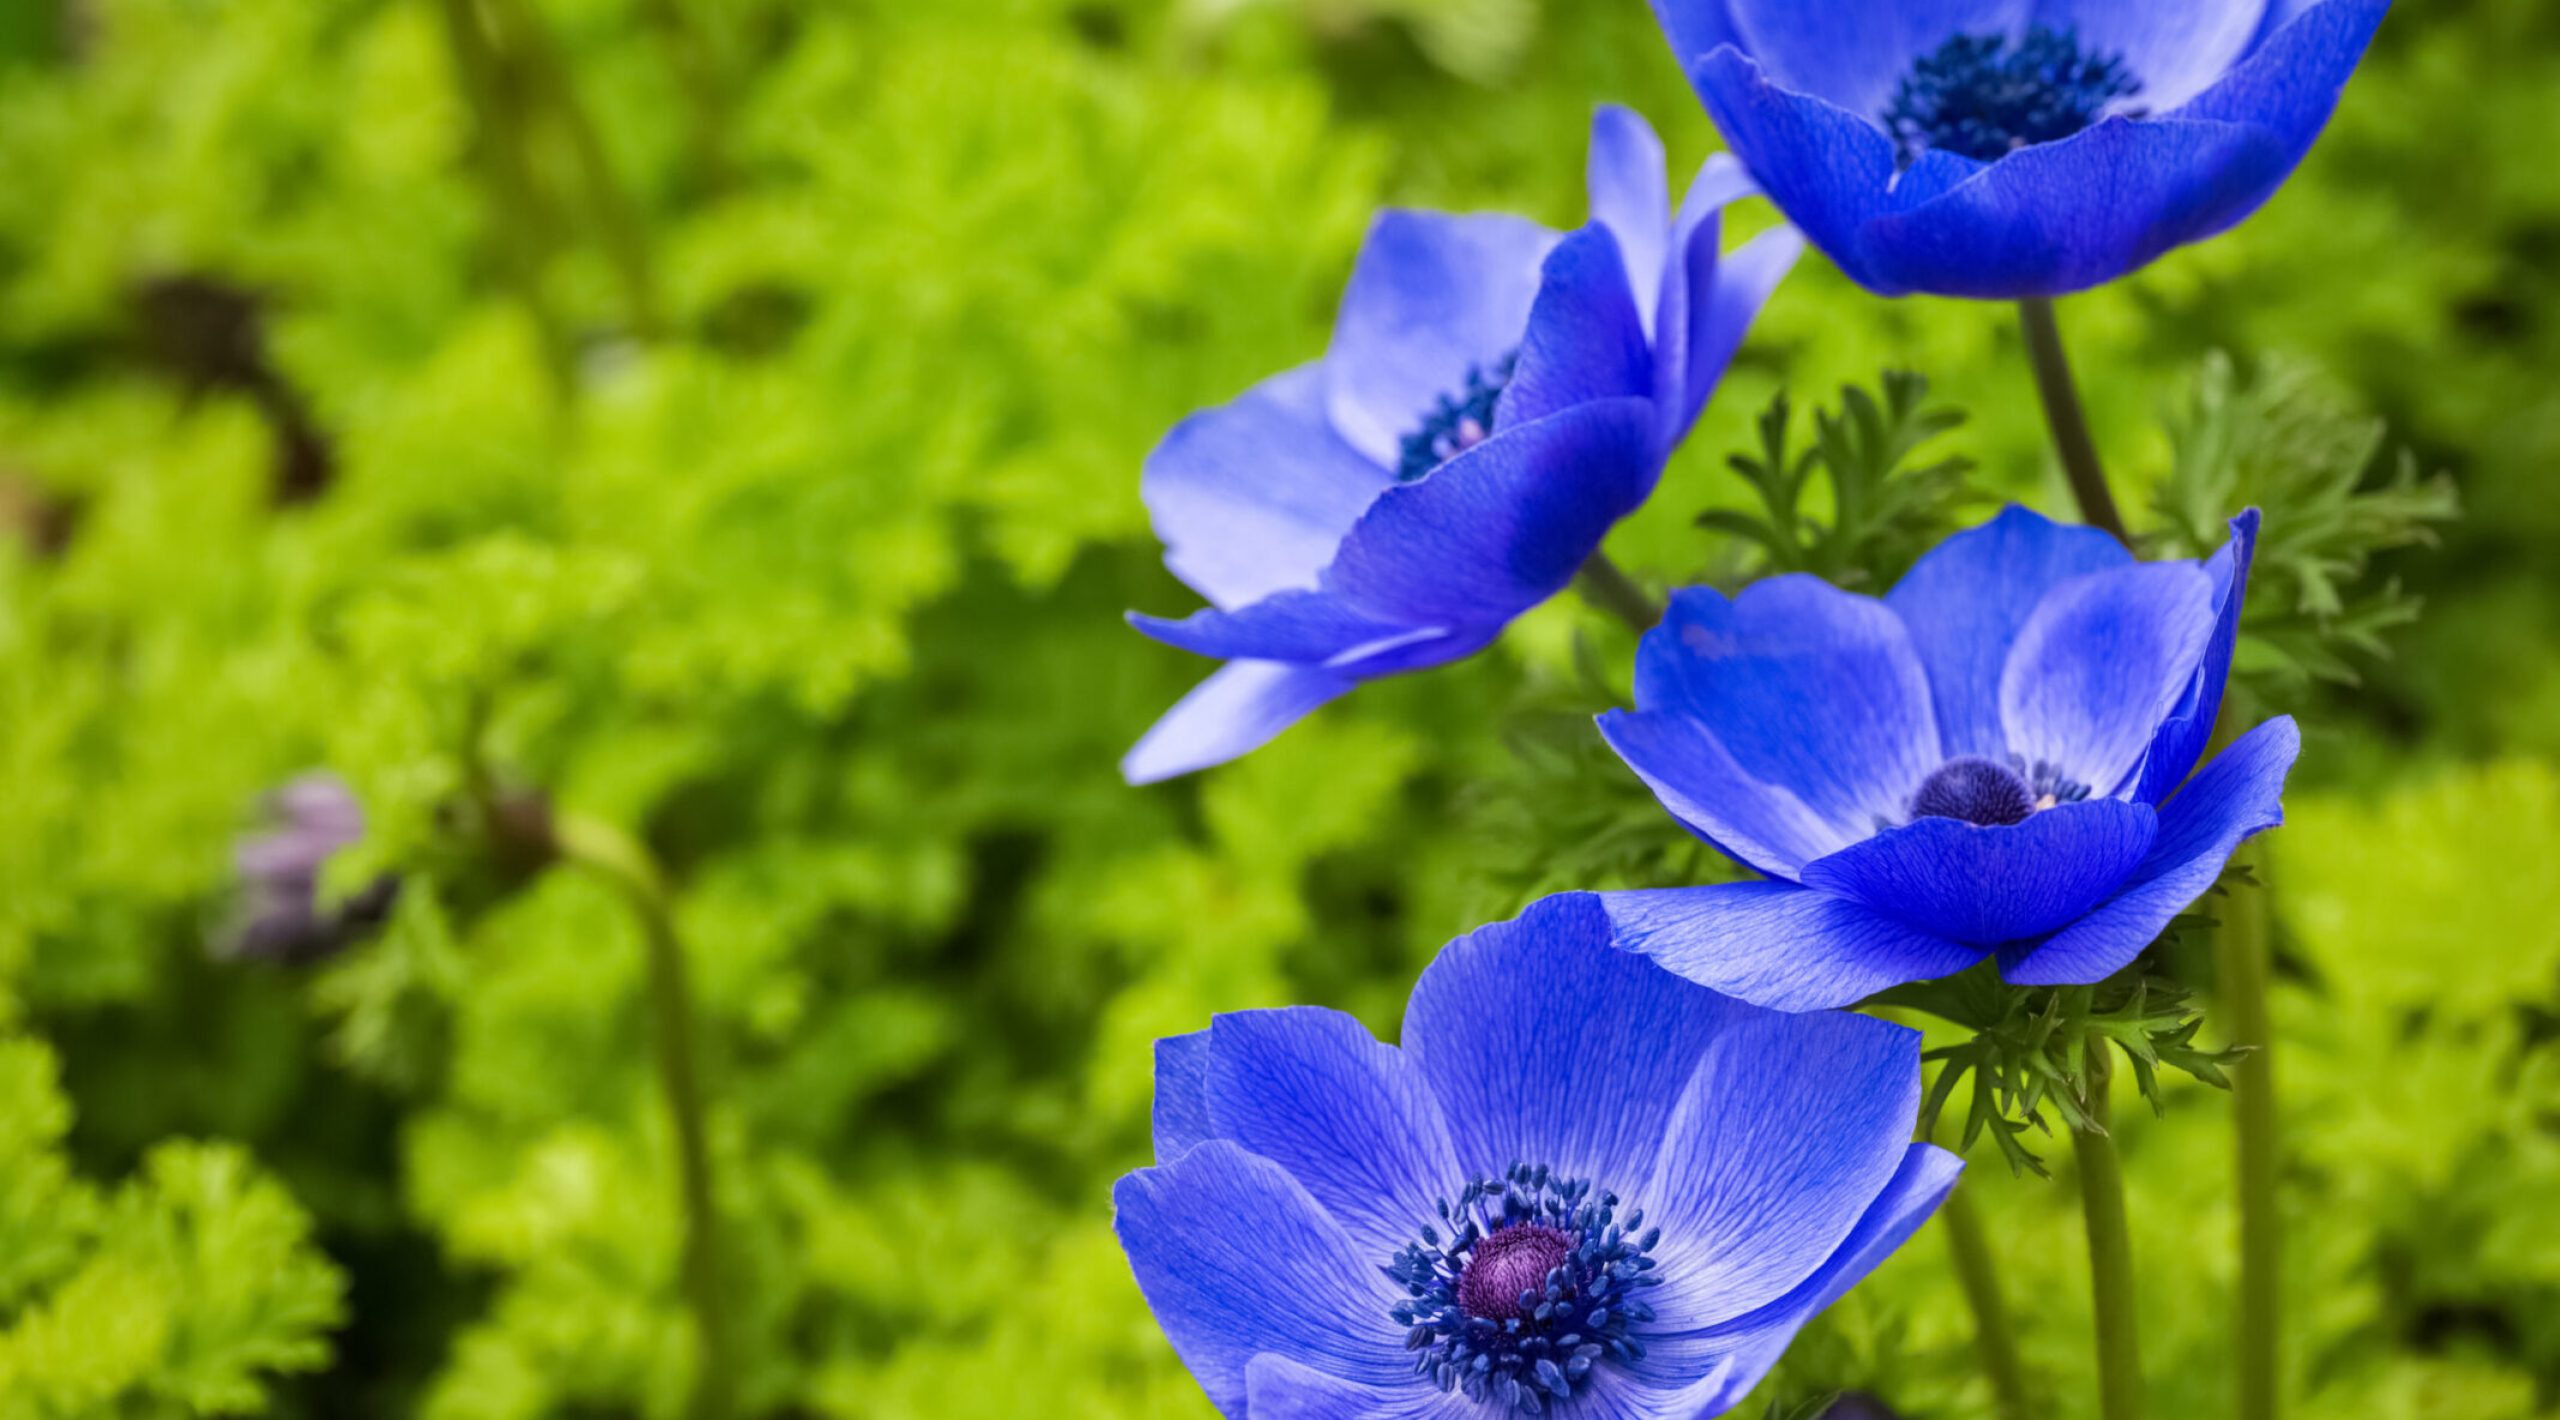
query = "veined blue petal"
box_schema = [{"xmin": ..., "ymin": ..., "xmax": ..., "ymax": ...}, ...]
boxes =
[
  {"xmin": 1153, "ymin": 1031, "xmax": 1216, "ymax": 1164},
  {"xmin": 1858, "ymin": 115, "xmax": 2293, "ymax": 298},
  {"xmin": 1115, "ymin": 1142, "xmax": 1412, "ymax": 1417},
  {"xmin": 1402, "ymin": 894, "xmax": 1753, "ymax": 1189},
  {"xmin": 1603, "ymin": 883, "xmax": 1984, "ymax": 1011},
  {"xmin": 1123, "ymin": 660, "xmax": 1355, "ymax": 785},
  {"xmin": 1494, "ymin": 225, "xmax": 1655, "ymax": 430},
  {"xmin": 1587, "ymin": 105, "xmax": 1671, "ymax": 340},
  {"xmin": 1999, "ymin": 561, "xmax": 2216, "ymax": 797},
  {"xmin": 2137, "ymin": 508, "xmax": 2260, "ymax": 805},
  {"xmin": 1129, "ymin": 592, "xmax": 1419, "ymax": 665},
  {"xmin": 1599, "ymin": 709, "xmax": 1850, "ymax": 878},
  {"xmin": 2032, "ymin": 0, "xmax": 2268, "ymax": 109},
  {"xmin": 1683, "ymin": 46, "xmax": 1907, "ymax": 290},
  {"xmin": 2177, "ymin": 0, "xmax": 2391, "ymax": 154},
  {"xmin": 1325, "ymin": 398, "xmax": 1657, "ymax": 628},
  {"xmin": 1203, "ymin": 1007, "xmax": 1462, "ymax": 1256},
  {"xmin": 1244, "ymin": 1354, "xmax": 1468, "ymax": 1419},
  {"xmin": 1712, "ymin": 0, "xmax": 2031, "ymax": 116},
  {"xmin": 2005, "ymin": 715, "xmax": 2298, "ymax": 984},
  {"xmin": 1633, "ymin": 578, "xmax": 1943, "ymax": 843},
  {"xmin": 1801, "ymin": 797, "xmax": 2158, "ymax": 945},
  {"xmin": 1657, "ymin": 209, "xmax": 1802, "ymax": 454},
  {"xmin": 1326, "ymin": 210, "xmax": 1559, "ymax": 468},
  {"xmin": 1143, "ymin": 365, "xmax": 1390, "ymax": 609},
  {"xmin": 1640, "ymin": 1010, "xmax": 1922, "ymax": 1328},
  {"xmin": 1886, "ymin": 504, "xmax": 2131, "ymax": 761}
]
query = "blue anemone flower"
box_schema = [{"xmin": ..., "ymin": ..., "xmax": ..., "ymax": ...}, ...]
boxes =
[
  {"xmin": 1649, "ymin": 0, "xmax": 2390, "ymax": 297},
  {"xmin": 1116, "ymin": 893, "xmax": 1959, "ymax": 1417},
  {"xmin": 1123, "ymin": 107, "xmax": 1801, "ymax": 783},
  {"xmin": 1598, "ymin": 506, "xmax": 2296, "ymax": 1010}
]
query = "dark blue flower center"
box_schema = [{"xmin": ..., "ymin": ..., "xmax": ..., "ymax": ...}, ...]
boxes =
[
  {"xmin": 1386, "ymin": 1162, "xmax": 1661, "ymax": 1414},
  {"xmin": 1882, "ymin": 25, "xmax": 2142, "ymax": 166},
  {"xmin": 1397, "ymin": 354, "xmax": 1515, "ymax": 482},
  {"xmin": 1909, "ymin": 755, "xmax": 2092, "ymax": 827}
]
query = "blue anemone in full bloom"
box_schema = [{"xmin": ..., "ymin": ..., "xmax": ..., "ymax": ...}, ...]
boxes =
[
  {"xmin": 1116, "ymin": 893, "xmax": 1959, "ymax": 1417},
  {"xmin": 1123, "ymin": 107, "xmax": 1801, "ymax": 783},
  {"xmin": 1598, "ymin": 506, "xmax": 2295, "ymax": 1010},
  {"xmin": 1649, "ymin": 0, "xmax": 2390, "ymax": 297}
]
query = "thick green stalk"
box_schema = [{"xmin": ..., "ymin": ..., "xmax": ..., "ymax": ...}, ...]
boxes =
[
  {"xmin": 1940, "ymin": 1181, "xmax": 2032, "ymax": 1420},
  {"xmin": 552, "ymin": 812, "xmax": 732, "ymax": 1420},
  {"xmin": 2072, "ymin": 1043, "xmax": 2144, "ymax": 1420},
  {"xmin": 2017, "ymin": 297, "xmax": 2129, "ymax": 542},
  {"xmin": 1577, "ymin": 552, "xmax": 1660, "ymax": 636},
  {"xmin": 2221, "ymin": 843, "xmax": 2281, "ymax": 1420}
]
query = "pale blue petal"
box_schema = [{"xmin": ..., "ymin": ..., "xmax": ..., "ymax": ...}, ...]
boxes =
[
  {"xmin": 1244, "ymin": 1354, "xmax": 1466, "ymax": 1419},
  {"xmin": 1598, "ymin": 709, "xmax": 1850, "ymax": 879},
  {"xmin": 1587, "ymin": 105, "xmax": 1670, "ymax": 340},
  {"xmin": 1715, "ymin": 0, "xmax": 2032, "ymax": 116},
  {"xmin": 1122, "ymin": 660, "xmax": 1355, "ymax": 785},
  {"xmin": 1326, "ymin": 211, "xmax": 1559, "ymax": 468},
  {"xmin": 2136, "ymin": 508, "xmax": 2260, "ymax": 805},
  {"xmin": 1129, "ymin": 592, "xmax": 1419, "ymax": 665},
  {"xmin": 2033, "ymin": 0, "xmax": 2269, "ymax": 108},
  {"xmin": 1999, "ymin": 561, "xmax": 2216, "ymax": 797},
  {"xmin": 1143, "ymin": 365, "xmax": 1390, "ymax": 609},
  {"xmin": 1603, "ymin": 883, "xmax": 1983, "ymax": 1013}
]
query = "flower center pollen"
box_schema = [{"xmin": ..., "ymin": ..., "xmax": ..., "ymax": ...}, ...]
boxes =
[
  {"xmin": 1386, "ymin": 1162, "xmax": 1662, "ymax": 1414},
  {"xmin": 1909, "ymin": 755, "xmax": 2092, "ymax": 827},
  {"xmin": 1882, "ymin": 25, "xmax": 2142, "ymax": 166},
  {"xmin": 1396, "ymin": 354, "xmax": 1515, "ymax": 482}
]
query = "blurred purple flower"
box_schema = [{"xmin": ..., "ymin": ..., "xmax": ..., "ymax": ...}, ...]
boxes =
[{"xmin": 221, "ymin": 772, "xmax": 399, "ymax": 965}]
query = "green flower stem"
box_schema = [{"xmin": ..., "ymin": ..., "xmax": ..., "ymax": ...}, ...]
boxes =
[
  {"xmin": 2072, "ymin": 1042, "xmax": 2144, "ymax": 1420},
  {"xmin": 1577, "ymin": 551, "xmax": 1661, "ymax": 636},
  {"xmin": 1940, "ymin": 1179, "xmax": 2033, "ymax": 1420},
  {"xmin": 2017, "ymin": 297, "xmax": 2129, "ymax": 542},
  {"xmin": 552, "ymin": 811, "xmax": 732, "ymax": 1420},
  {"xmin": 2220, "ymin": 843, "xmax": 2281, "ymax": 1420}
]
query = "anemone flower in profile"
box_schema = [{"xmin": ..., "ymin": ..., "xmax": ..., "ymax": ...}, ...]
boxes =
[
  {"xmin": 1649, "ymin": 0, "xmax": 2390, "ymax": 298},
  {"xmin": 1598, "ymin": 505, "xmax": 2293, "ymax": 1009},
  {"xmin": 1116, "ymin": 893, "xmax": 1959, "ymax": 1417},
  {"xmin": 1122, "ymin": 105, "xmax": 1800, "ymax": 784}
]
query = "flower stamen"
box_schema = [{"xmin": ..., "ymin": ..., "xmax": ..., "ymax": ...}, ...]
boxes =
[
  {"xmin": 1883, "ymin": 25, "xmax": 2142, "ymax": 167},
  {"xmin": 1396, "ymin": 355, "xmax": 1515, "ymax": 482}
]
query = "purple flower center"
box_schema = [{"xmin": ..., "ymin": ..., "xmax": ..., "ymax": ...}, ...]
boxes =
[
  {"xmin": 1908, "ymin": 755, "xmax": 2093, "ymax": 827},
  {"xmin": 1385, "ymin": 1163, "xmax": 1662, "ymax": 1413},
  {"xmin": 1396, "ymin": 354, "xmax": 1514, "ymax": 482},
  {"xmin": 1455, "ymin": 1224, "xmax": 1574, "ymax": 1321},
  {"xmin": 1882, "ymin": 25, "xmax": 2142, "ymax": 166}
]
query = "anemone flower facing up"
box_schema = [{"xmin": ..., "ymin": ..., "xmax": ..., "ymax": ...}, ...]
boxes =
[
  {"xmin": 1598, "ymin": 506, "xmax": 2295, "ymax": 1010},
  {"xmin": 1649, "ymin": 0, "xmax": 2390, "ymax": 298},
  {"xmin": 1116, "ymin": 893, "xmax": 1959, "ymax": 1417},
  {"xmin": 1122, "ymin": 106, "xmax": 1801, "ymax": 784}
]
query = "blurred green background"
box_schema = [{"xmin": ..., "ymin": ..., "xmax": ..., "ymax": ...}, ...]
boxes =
[{"xmin": 0, "ymin": 0, "xmax": 2555, "ymax": 1415}]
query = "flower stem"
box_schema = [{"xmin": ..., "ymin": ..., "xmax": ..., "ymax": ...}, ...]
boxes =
[
  {"xmin": 2220, "ymin": 843, "xmax": 2280, "ymax": 1420},
  {"xmin": 1941, "ymin": 1180, "xmax": 2033, "ymax": 1420},
  {"xmin": 2072, "ymin": 1042, "xmax": 2144, "ymax": 1420},
  {"xmin": 2016, "ymin": 297, "xmax": 2129, "ymax": 542},
  {"xmin": 552, "ymin": 811, "xmax": 733, "ymax": 1420},
  {"xmin": 1576, "ymin": 552, "xmax": 1660, "ymax": 636}
]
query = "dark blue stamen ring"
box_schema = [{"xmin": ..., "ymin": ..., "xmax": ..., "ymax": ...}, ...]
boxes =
[
  {"xmin": 1396, "ymin": 354, "xmax": 1516, "ymax": 482},
  {"xmin": 1883, "ymin": 24, "xmax": 2143, "ymax": 167},
  {"xmin": 1384, "ymin": 1162, "xmax": 1663, "ymax": 1415}
]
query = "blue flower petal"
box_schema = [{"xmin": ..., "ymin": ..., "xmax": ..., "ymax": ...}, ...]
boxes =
[
  {"xmin": 1325, "ymin": 211, "xmax": 1560, "ymax": 468},
  {"xmin": 1710, "ymin": 0, "xmax": 2033, "ymax": 116},
  {"xmin": 1123, "ymin": 660, "xmax": 1356, "ymax": 785},
  {"xmin": 1245, "ymin": 1354, "xmax": 1467, "ymax": 1419},
  {"xmin": 2136, "ymin": 508, "xmax": 2261, "ymax": 805},
  {"xmin": 1115, "ymin": 1141, "xmax": 1412, "ymax": 1416},
  {"xmin": 1632, "ymin": 1144, "xmax": 1964, "ymax": 1406},
  {"xmin": 1654, "ymin": 176, "xmax": 1803, "ymax": 452},
  {"xmin": 1999, "ymin": 560, "xmax": 2217, "ymax": 797},
  {"xmin": 1129, "ymin": 592, "xmax": 1421, "ymax": 665},
  {"xmin": 1143, "ymin": 365, "xmax": 1391, "ymax": 609},
  {"xmin": 2004, "ymin": 715, "xmax": 2299, "ymax": 984},
  {"xmin": 1598, "ymin": 710, "xmax": 1851, "ymax": 878},
  {"xmin": 1859, "ymin": 115, "xmax": 2293, "ymax": 298},
  {"xmin": 1800, "ymin": 797, "xmax": 2159, "ymax": 945},
  {"xmin": 1494, "ymin": 225, "xmax": 1655, "ymax": 431},
  {"xmin": 1683, "ymin": 46, "xmax": 1909, "ymax": 289},
  {"xmin": 1202, "ymin": 1007, "xmax": 1462, "ymax": 1255},
  {"xmin": 1630, "ymin": 578, "xmax": 1943, "ymax": 856},
  {"xmin": 1885, "ymin": 505, "xmax": 2131, "ymax": 760},
  {"xmin": 1401, "ymin": 894, "xmax": 1753, "ymax": 1189},
  {"xmin": 1639, "ymin": 1010, "xmax": 1923, "ymax": 1327},
  {"xmin": 2033, "ymin": 0, "xmax": 2268, "ymax": 108},
  {"xmin": 1603, "ymin": 883, "xmax": 1985, "ymax": 1011},
  {"xmin": 1154, "ymin": 1031, "xmax": 1216, "ymax": 1164},
  {"xmin": 2176, "ymin": 0, "xmax": 2391, "ymax": 155},
  {"xmin": 1325, "ymin": 398, "xmax": 1657, "ymax": 628},
  {"xmin": 1587, "ymin": 105, "xmax": 1671, "ymax": 339}
]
